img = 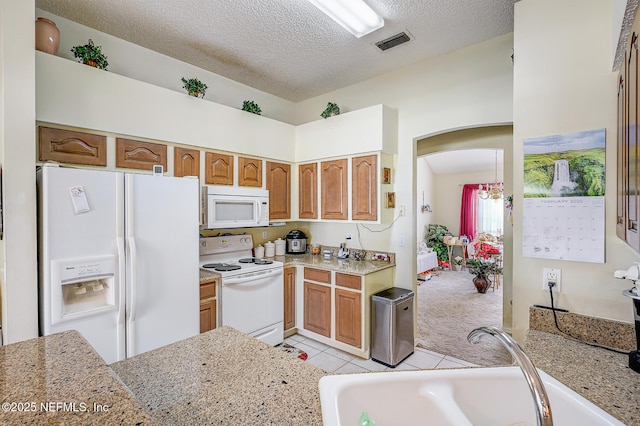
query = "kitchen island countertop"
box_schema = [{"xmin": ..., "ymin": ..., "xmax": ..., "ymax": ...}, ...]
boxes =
[
  {"xmin": 0, "ymin": 330, "xmax": 153, "ymax": 425},
  {"xmin": 110, "ymin": 326, "xmax": 326, "ymax": 425}
]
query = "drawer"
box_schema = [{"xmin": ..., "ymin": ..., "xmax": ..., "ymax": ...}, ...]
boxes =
[
  {"xmin": 304, "ymin": 267, "xmax": 331, "ymax": 284},
  {"xmin": 335, "ymin": 273, "xmax": 361, "ymax": 290},
  {"xmin": 200, "ymin": 282, "xmax": 217, "ymax": 299}
]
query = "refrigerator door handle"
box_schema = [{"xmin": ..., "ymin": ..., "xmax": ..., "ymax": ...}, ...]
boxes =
[
  {"xmin": 116, "ymin": 235, "xmax": 126, "ymax": 360},
  {"xmin": 125, "ymin": 174, "xmax": 137, "ymax": 358}
]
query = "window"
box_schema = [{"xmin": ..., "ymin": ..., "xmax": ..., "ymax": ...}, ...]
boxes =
[{"xmin": 477, "ymin": 197, "xmax": 504, "ymax": 236}]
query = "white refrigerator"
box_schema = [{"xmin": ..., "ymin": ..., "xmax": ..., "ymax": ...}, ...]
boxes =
[{"xmin": 37, "ymin": 164, "xmax": 199, "ymax": 364}]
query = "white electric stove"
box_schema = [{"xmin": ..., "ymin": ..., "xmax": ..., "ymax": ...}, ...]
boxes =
[{"xmin": 199, "ymin": 235, "xmax": 284, "ymax": 346}]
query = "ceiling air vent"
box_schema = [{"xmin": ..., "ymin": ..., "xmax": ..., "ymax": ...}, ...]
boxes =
[{"xmin": 375, "ymin": 32, "xmax": 411, "ymax": 51}]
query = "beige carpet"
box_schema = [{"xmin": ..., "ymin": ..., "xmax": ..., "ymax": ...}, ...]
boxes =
[{"xmin": 416, "ymin": 269, "xmax": 513, "ymax": 366}]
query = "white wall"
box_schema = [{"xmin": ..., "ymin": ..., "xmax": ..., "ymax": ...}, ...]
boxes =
[
  {"xmin": 1, "ymin": 0, "xmax": 39, "ymax": 343},
  {"xmin": 416, "ymin": 157, "xmax": 434, "ymax": 246},
  {"xmin": 512, "ymin": 0, "xmax": 637, "ymax": 341},
  {"xmin": 35, "ymin": 9, "xmax": 297, "ymax": 125},
  {"xmin": 432, "ymin": 169, "xmax": 498, "ymax": 235},
  {"xmin": 296, "ymin": 34, "xmax": 514, "ymax": 298}
]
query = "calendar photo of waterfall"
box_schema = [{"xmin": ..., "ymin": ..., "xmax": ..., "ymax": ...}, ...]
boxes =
[{"xmin": 523, "ymin": 128, "xmax": 605, "ymax": 198}]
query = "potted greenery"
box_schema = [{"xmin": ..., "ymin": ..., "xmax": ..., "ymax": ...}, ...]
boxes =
[
  {"xmin": 467, "ymin": 259, "xmax": 493, "ymax": 293},
  {"xmin": 241, "ymin": 100, "xmax": 262, "ymax": 115},
  {"xmin": 181, "ymin": 77, "xmax": 208, "ymax": 98},
  {"xmin": 71, "ymin": 39, "xmax": 109, "ymax": 70},
  {"xmin": 453, "ymin": 256, "xmax": 464, "ymax": 272},
  {"xmin": 425, "ymin": 223, "xmax": 452, "ymax": 265},
  {"xmin": 321, "ymin": 102, "xmax": 341, "ymax": 119}
]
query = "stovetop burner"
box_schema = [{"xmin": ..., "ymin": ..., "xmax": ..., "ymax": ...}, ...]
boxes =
[
  {"xmin": 202, "ymin": 263, "xmax": 242, "ymax": 272},
  {"xmin": 238, "ymin": 257, "xmax": 274, "ymax": 265}
]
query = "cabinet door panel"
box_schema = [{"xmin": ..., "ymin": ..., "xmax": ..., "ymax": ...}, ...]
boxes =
[
  {"xmin": 200, "ymin": 298, "xmax": 217, "ymax": 333},
  {"xmin": 205, "ymin": 152, "xmax": 234, "ymax": 185},
  {"xmin": 303, "ymin": 282, "xmax": 331, "ymax": 337},
  {"xmin": 335, "ymin": 288, "xmax": 361, "ymax": 348},
  {"xmin": 266, "ymin": 161, "xmax": 291, "ymax": 219},
  {"xmin": 39, "ymin": 127, "xmax": 107, "ymax": 166},
  {"xmin": 239, "ymin": 157, "xmax": 263, "ymax": 187},
  {"xmin": 174, "ymin": 147, "xmax": 200, "ymax": 177},
  {"xmin": 321, "ymin": 159, "xmax": 348, "ymax": 220},
  {"xmin": 116, "ymin": 138, "xmax": 167, "ymax": 171},
  {"xmin": 299, "ymin": 163, "xmax": 318, "ymax": 219},
  {"xmin": 304, "ymin": 267, "xmax": 331, "ymax": 283},
  {"xmin": 352, "ymin": 155, "xmax": 377, "ymax": 221},
  {"xmin": 284, "ymin": 267, "xmax": 296, "ymax": 331}
]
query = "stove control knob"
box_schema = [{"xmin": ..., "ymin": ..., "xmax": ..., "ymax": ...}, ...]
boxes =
[{"xmin": 241, "ymin": 236, "xmax": 251, "ymax": 245}]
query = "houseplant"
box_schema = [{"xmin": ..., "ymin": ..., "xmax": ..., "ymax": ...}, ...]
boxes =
[
  {"xmin": 467, "ymin": 259, "xmax": 493, "ymax": 293},
  {"xmin": 321, "ymin": 102, "xmax": 341, "ymax": 119},
  {"xmin": 181, "ymin": 77, "xmax": 207, "ymax": 98},
  {"xmin": 425, "ymin": 223, "xmax": 452, "ymax": 264},
  {"xmin": 71, "ymin": 39, "xmax": 109, "ymax": 70},
  {"xmin": 241, "ymin": 100, "xmax": 262, "ymax": 115},
  {"xmin": 453, "ymin": 255, "xmax": 464, "ymax": 271}
]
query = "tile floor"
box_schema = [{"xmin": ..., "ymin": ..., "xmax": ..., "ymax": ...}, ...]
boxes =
[{"xmin": 283, "ymin": 334, "xmax": 476, "ymax": 374}]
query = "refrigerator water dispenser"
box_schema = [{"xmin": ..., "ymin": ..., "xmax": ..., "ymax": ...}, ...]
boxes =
[{"xmin": 50, "ymin": 256, "xmax": 117, "ymax": 324}]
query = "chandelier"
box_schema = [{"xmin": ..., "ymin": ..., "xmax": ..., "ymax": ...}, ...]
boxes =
[{"xmin": 478, "ymin": 150, "xmax": 503, "ymax": 200}]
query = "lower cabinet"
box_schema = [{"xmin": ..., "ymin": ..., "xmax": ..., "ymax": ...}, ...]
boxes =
[
  {"xmin": 200, "ymin": 279, "xmax": 218, "ymax": 333},
  {"xmin": 334, "ymin": 288, "xmax": 362, "ymax": 348},
  {"xmin": 284, "ymin": 267, "xmax": 296, "ymax": 331},
  {"xmin": 298, "ymin": 266, "xmax": 394, "ymax": 358},
  {"xmin": 303, "ymin": 282, "xmax": 331, "ymax": 337}
]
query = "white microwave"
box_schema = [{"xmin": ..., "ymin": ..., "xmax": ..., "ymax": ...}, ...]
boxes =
[{"xmin": 202, "ymin": 185, "xmax": 269, "ymax": 229}]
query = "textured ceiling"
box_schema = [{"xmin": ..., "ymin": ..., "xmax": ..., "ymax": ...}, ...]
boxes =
[{"xmin": 35, "ymin": 0, "xmax": 514, "ymax": 102}]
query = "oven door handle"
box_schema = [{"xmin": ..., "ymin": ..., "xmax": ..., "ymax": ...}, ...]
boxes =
[{"xmin": 223, "ymin": 269, "xmax": 283, "ymax": 285}]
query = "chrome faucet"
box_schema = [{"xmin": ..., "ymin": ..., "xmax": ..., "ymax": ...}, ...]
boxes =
[{"xmin": 467, "ymin": 326, "xmax": 553, "ymax": 426}]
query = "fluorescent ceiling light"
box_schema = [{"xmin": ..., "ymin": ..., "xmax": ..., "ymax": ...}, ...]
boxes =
[{"xmin": 307, "ymin": 0, "xmax": 384, "ymax": 38}]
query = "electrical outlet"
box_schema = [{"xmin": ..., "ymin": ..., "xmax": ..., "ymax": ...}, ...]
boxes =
[
  {"xmin": 346, "ymin": 233, "xmax": 352, "ymax": 240},
  {"xmin": 542, "ymin": 268, "xmax": 562, "ymax": 292},
  {"xmin": 399, "ymin": 234, "xmax": 406, "ymax": 247},
  {"xmin": 399, "ymin": 205, "xmax": 406, "ymax": 216},
  {"xmin": 262, "ymin": 231, "xmax": 268, "ymax": 239}
]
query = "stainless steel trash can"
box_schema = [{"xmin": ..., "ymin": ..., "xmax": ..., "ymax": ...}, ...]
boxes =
[{"xmin": 371, "ymin": 287, "xmax": 414, "ymax": 367}]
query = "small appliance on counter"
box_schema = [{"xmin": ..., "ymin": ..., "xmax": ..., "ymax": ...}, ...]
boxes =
[
  {"xmin": 285, "ymin": 230, "xmax": 307, "ymax": 254},
  {"xmin": 337, "ymin": 242, "xmax": 349, "ymax": 259}
]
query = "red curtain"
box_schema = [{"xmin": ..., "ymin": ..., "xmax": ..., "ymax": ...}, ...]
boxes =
[{"xmin": 460, "ymin": 184, "xmax": 479, "ymax": 241}]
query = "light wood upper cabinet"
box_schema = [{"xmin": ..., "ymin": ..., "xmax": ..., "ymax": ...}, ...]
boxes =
[
  {"xmin": 39, "ymin": 127, "xmax": 107, "ymax": 166},
  {"xmin": 174, "ymin": 147, "xmax": 200, "ymax": 177},
  {"xmin": 284, "ymin": 267, "xmax": 296, "ymax": 331},
  {"xmin": 299, "ymin": 163, "xmax": 318, "ymax": 219},
  {"xmin": 239, "ymin": 157, "xmax": 263, "ymax": 187},
  {"xmin": 321, "ymin": 159, "xmax": 348, "ymax": 220},
  {"xmin": 204, "ymin": 152, "xmax": 233, "ymax": 185},
  {"xmin": 205, "ymin": 152, "xmax": 234, "ymax": 185},
  {"xmin": 266, "ymin": 161, "xmax": 291, "ymax": 220},
  {"xmin": 352, "ymin": 155, "xmax": 377, "ymax": 221},
  {"xmin": 116, "ymin": 138, "xmax": 167, "ymax": 171}
]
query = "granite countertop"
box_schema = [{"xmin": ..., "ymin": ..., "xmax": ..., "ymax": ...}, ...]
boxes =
[
  {"xmin": 0, "ymin": 330, "xmax": 154, "ymax": 425},
  {"xmin": 110, "ymin": 326, "xmax": 326, "ymax": 425},
  {"xmin": 278, "ymin": 253, "xmax": 395, "ymax": 275},
  {"xmin": 524, "ymin": 330, "xmax": 640, "ymax": 425},
  {"xmin": 199, "ymin": 268, "xmax": 220, "ymax": 284}
]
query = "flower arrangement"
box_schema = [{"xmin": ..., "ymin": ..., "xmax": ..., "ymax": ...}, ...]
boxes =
[
  {"xmin": 505, "ymin": 195, "xmax": 513, "ymax": 211},
  {"xmin": 71, "ymin": 39, "xmax": 109, "ymax": 70},
  {"xmin": 181, "ymin": 77, "xmax": 208, "ymax": 98},
  {"xmin": 241, "ymin": 100, "xmax": 262, "ymax": 115}
]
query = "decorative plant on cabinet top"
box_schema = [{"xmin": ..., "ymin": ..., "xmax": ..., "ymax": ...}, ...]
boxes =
[
  {"xmin": 70, "ymin": 39, "xmax": 109, "ymax": 70},
  {"xmin": 181, "ymin": 77, "xmax": 208, "ymax": 98},
  {"xmin": 321, "ymin": 102, "xmax": 341, "ymax": 119},
  {"xmin": 242, "ymin": 100, "xmax": 262, "ymax": 115}
]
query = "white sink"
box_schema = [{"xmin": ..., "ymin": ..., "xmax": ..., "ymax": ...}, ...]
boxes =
[{"xmin": 318, "ymin": 366, "xmax": 624, "ymax": 426}]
